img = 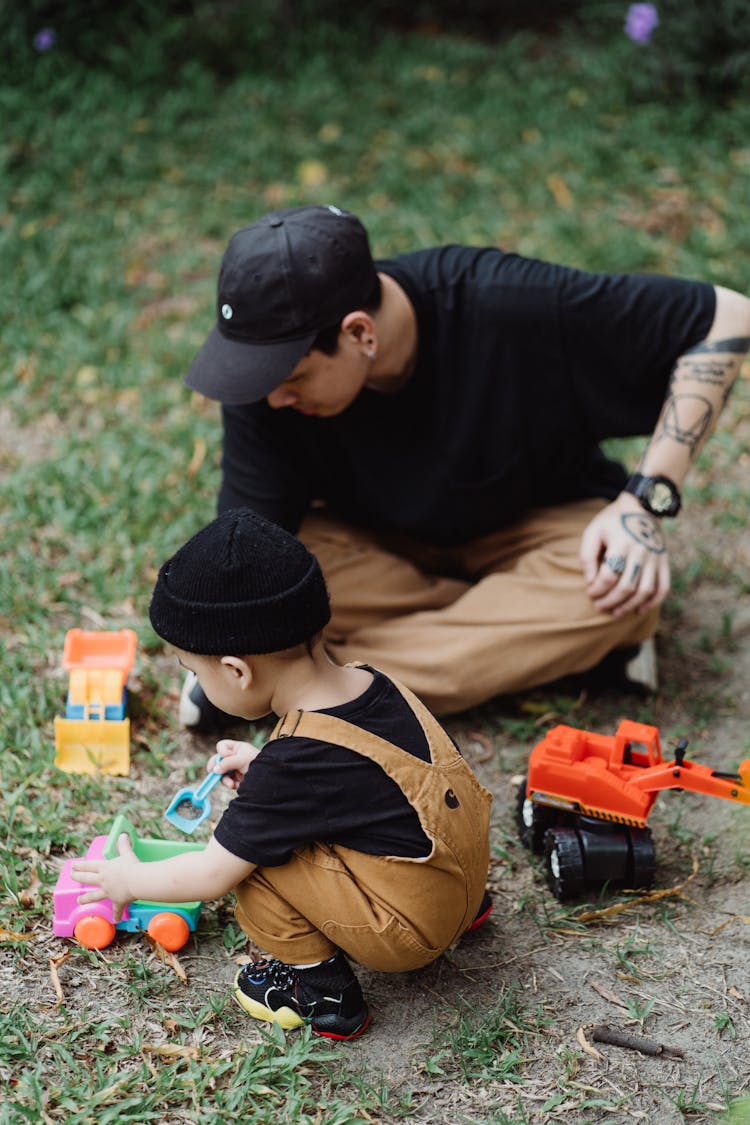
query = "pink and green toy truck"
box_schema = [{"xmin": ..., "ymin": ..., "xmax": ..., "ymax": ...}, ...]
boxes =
[{"xmin": 53, "ymin": 814, "xmax": 205, "ymax": 952}]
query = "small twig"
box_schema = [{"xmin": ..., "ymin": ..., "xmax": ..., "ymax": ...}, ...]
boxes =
[
  {"xmin": 464, "ymin": 730, "xmax": 495, "ymax": 762},
  {"xmin": 49, "ymin": 949, "xmax": 71, "ymax": 1005},
  {"xmin": 590, "ymin": 1025, "xmax": 685, "ymax": 1059},
  {"xmin": 570, "ymin": 854, "xmax": 699, "ymax": 926}
]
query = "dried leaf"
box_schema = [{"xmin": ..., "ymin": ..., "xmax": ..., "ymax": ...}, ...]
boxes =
[
  {"xmin": 143, "ymin": 1042, "xmax": 200, "ymax": 1061},
  {"xmin": 187, "ymin": 437, "xmax": 206, "ymax": 478},
  {"xmin": 75, "ymin": 365, "xmax": 99, "ymax": 388},
  {"xmin": 577, "ymin": 1026, "xmax": 604, "ymax": 1061},
  {"xmin": 591, "ymin": 981, "xmax": 628, "ymax": 1009},
  {"xmin": 0, "ymin": 926, "xmax": 36, "ymax": 943},
  {"xmin": 143, "ymin": 934, "xmax": 188, "ymax": 982},
  {"xmin": 520, "ymin": 699, "xmax": 554, "ymax": 715},
  {"xmin": 296, "ymin": 160, "xmax": 328, "ymax": 189},
  {"xmin": 546, "ymin": 173, "xmax": 574, "ymax": 210},
  {"xmin": 18, "ymin": 870, "xmax": 41, "ymax": 907}
]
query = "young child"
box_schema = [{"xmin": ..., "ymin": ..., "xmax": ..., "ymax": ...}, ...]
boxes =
[{"xmin": 72, "ymin": 508, "xmax": 492, "ymax": 1040}]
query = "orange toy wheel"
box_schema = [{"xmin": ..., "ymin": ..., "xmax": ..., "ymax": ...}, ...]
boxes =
[
  {"xmin": 147, "ymin": 912, "xmax": 190, "ymax": 951},
  {"xmin": 74, "ymin": 914, "xmax": 117, "ymax": 950}
]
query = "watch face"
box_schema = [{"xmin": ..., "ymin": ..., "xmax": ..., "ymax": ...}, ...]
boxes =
[{"xmin": 647, "ymin": 480, "xmax": 674, "ymax": 513}]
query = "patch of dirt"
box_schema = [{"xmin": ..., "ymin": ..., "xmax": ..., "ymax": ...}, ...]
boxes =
[{"xmin": 0, "ymin": 406, "xmax": 64, "ymax": 471}]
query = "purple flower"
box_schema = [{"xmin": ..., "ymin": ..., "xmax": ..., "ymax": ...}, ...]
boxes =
[
  {"xmin": 624, "ymin": 3, "xmax": 659, "ymax": 44},
  {"xmin": 33, "ymin": 28, "xmax": 56, "ymax": 52}
]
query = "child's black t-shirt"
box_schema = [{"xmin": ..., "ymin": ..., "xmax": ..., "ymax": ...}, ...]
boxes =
[{"xmin": 213, "ymin": 670, "xmax": 435, "ymax": 867}]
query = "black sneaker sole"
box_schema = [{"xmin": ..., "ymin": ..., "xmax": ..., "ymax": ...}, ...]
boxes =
[{"xmin": 308, "ymin": 1010, "xmax": 372, "ymax": 1040}]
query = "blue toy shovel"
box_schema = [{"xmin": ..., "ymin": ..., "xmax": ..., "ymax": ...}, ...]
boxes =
[{"xmin": 165, "ymin": 758, "xmax": 224, "ymax": 834}]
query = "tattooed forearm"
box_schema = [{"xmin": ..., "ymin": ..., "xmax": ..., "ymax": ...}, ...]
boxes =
[
  {"xmin": 654, "ymin": 393, "xmax": 713, "ymax": 455},
  {"xmin": 648, "ymin": 339, "xmax": 745, "ymax": 462},
  {"xmin": 622, "ymin": 513, "xmax": 666, "ymax": 554},
  {"xmin": 636, "ymin": 327, "xmax": 748, "ymax": 488}
]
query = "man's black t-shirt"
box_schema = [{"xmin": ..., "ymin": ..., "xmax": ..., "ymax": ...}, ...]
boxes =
[
  {"xmin": 219, "ymin": 245, "xmax": 715, "ymax": 545},
  {"xmin": 213, "ymin": 670, "xmax": 434, "ymax": 867}
]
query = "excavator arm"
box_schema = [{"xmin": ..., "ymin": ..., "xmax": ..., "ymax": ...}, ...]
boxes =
[{"xmin": 627, "ymin": 740, "xmax": 750, "ymax": 807}]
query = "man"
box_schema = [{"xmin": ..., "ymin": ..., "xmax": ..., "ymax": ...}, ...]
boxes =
[{"xmin": 181, "ymin": 204, "xmax": 750, "ymax": 721}]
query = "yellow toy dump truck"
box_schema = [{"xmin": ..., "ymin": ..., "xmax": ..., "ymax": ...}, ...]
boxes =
[{"xmin": 54, "ymin": 628, "xmax": 138, "ymax": 775}]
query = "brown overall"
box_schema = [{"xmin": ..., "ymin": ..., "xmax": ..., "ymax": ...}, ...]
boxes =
[{"xmin": 234, "ymin": 674, "xmax": 492, "ymax": 972}]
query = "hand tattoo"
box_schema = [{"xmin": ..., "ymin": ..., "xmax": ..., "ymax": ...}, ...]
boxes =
[{"xmin": 621, "ymin": 513, "xmax": 666, "ymax": 554}]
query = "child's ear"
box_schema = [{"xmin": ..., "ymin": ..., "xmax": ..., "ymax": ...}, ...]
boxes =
[{"xmin": 221, "ymin": 656, "xmax": 253, "ymax": 688}]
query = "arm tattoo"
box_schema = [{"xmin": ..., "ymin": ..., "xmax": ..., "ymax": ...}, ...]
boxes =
[
  {"xmin": 669, "ymin": 349, "xmax": 741, "ymax": 420},
  {"xmin": 685, "ymin": 336, "xmax": 750, "ymax": 355},
  {"xmin": 676, "ymin": 360, "xmax": 734, "ymax": 385},
  {"xmin": 622, "ymin": 513, "xmax": 666, "ymax": 554},
  {"xmin": 655, "ymin": 393, "xmax": 713, "ymax": 455}
]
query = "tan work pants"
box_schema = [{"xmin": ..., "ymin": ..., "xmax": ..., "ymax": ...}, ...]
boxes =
[{"xmin": 299, "ymin": 500, "xmax": 658, "ymax": 715}]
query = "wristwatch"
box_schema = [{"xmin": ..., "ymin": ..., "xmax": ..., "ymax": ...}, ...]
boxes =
[{"xmin": 624, "ymin": 473, "xmax": 682, "ymax": 518}]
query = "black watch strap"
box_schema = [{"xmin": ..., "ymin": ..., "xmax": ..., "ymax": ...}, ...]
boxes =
[{"xmin": 624, "ymin": 472, "xmax": 682, "ymax": 518}]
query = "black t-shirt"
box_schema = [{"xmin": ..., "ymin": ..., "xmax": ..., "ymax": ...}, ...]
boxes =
[
  {"xmin": 213, "ymin": 670, "xmax": 434, "ymax": 867},
  {"xmin": 219, "ymin": 245, "xmax": 715, "ymax": 545}
]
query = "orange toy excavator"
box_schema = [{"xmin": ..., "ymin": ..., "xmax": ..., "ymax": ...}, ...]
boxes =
[{"xmin": 517, "ymin": 720, "xmax": 750, "ymax": 900}]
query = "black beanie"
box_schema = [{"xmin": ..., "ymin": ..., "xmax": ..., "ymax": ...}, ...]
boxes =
[{"xmin": 148, "ymin": 508, "xmax": 331, "ymax": 655}]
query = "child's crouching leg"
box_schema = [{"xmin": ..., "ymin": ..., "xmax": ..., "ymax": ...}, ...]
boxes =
[{"xmin": 232, "ymin": 867, "xmax": 371, "ymax": 1040}]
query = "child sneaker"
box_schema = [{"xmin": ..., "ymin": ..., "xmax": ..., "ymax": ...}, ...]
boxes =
[
  {"xmin": 467, "ymin": 890, "xmax": 493, "ymax": 931},
  {"xmin": 234, "ymin": 951, "xmax": 371, "ymax": 1040}
]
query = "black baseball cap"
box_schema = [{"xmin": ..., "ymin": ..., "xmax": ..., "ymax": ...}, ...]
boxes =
[{"xmin": 184, "ymin": 204, "xmax": 378, "ymax": 405}]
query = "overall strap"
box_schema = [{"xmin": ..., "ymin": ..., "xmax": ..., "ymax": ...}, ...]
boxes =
[
  {"xmin": 271, "ymin": 708, "xmax": 416, "ymax": 774},
  {"xmin": 270, "ymin": 710, "xmax": 305, "ymax": 740},
  {"xmin": 341, "ymin": 662, "xmax": 460, "ymax": 766},
  {"xmin": 383, "ymin": 676, "xmax": 460, "ymax": 765}
]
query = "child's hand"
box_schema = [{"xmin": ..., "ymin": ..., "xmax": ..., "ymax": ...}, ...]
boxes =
[
  {"xmin": 70, "ymin": 833, "xmax": 140, "ymax": 922},
  {"xmin": 208, "ymin": 739, "xmax": 261, "ymax": 789}
]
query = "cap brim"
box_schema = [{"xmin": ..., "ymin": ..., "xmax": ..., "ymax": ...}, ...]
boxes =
[{"xmin": 184, "ymin": 325, "xmax": 316, "ymax": 405}]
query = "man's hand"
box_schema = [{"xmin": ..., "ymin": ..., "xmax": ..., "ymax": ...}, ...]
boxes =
[
  {"xmin": 71, "ymin": 832, "xmax": 140, "ymax": 922},
  {"xmin": 580, "ymin": 493, "xmax": 670, "ymax": 616},
  {"xmin": 208, "ymin": 739, "xmax": 262, "ymax": 790}
]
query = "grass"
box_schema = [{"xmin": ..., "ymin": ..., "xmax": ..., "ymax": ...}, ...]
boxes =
[
  {"xmin": 3, "ymin": 5, "xmax": 750, "ymax": 1122},
  {"xmin": 422, "ymin": 989, "xmax": 543, "ymax": 1083},
  {"xmin": 1, "ymin": 1004, "xmax": 375, "ymax": 1125}
]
